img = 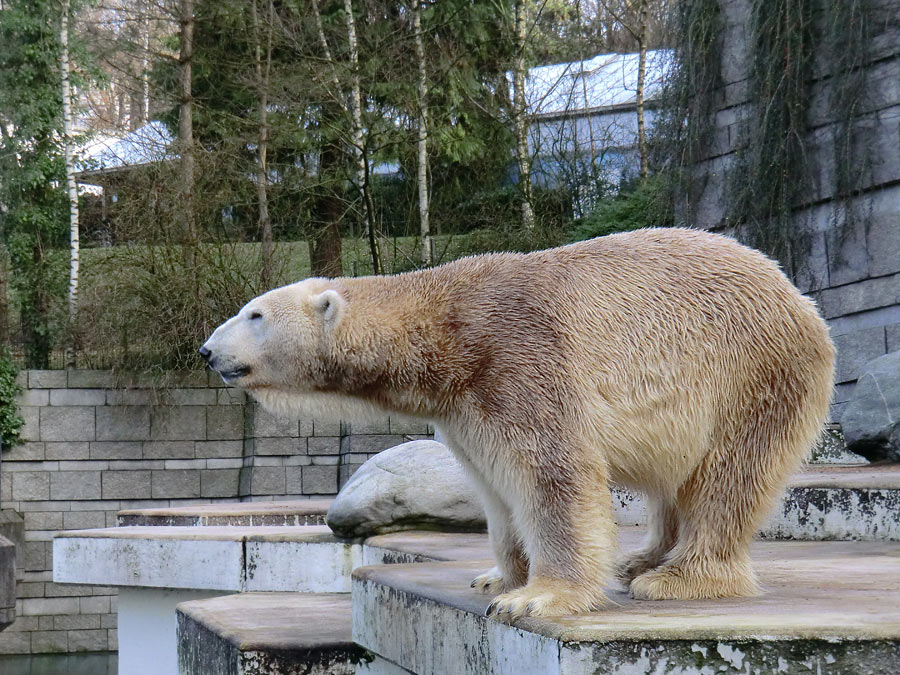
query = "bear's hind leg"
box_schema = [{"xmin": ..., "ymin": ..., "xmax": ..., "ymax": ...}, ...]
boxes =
[
  {"xmin": 630, "ymin": 400, "xmax": 812, "ymax": 600},
  {"xmin": 615, "ymin": 496, "xmax": 678, "ymax": 587}
]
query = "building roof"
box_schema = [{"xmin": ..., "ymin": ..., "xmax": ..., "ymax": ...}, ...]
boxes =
[
  {"xmin": 76, "ymin": 120, "xmax": 174, "ymax": 177},
  {"xmin": 521, "ymin": 50, "xmax": 671, "ymax": 119}
]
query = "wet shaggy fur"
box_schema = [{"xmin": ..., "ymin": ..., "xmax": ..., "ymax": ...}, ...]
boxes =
[{"xmin": 201, "ymin": 228, "xmax": 835, "ymax": 619}]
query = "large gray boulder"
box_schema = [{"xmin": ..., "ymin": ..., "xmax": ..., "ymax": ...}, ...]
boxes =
[
  {"xmin": 842, "ymin": 350, "xmax": 900, "ymax": 463},
  {"xmin": 325, "ymin": 440, "xmax": 486, "ymax": 537}
]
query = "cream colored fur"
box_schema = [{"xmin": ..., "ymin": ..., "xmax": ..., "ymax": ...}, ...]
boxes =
[{"xmin": 201, "ymin": 228, "xmax": 835, "ymax": 619}]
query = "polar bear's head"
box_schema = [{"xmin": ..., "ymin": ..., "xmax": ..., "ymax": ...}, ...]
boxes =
[{"xmin": 199, "ymin": 278, "xmax": 347, "ymax": 393}]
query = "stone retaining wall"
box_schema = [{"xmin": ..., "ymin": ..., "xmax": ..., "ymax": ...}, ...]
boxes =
[
  {"xmin": 0, "ymin": 369, "xmax": 431, "ymax": 655},
  {"xmin": 690, "ymin": 0, "xmax": 900, "ymax": 420}
]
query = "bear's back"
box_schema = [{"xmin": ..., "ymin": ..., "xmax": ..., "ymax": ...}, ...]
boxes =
[{"xmin": 423, "ymin": 227, "xmax": 831, "ymax": 430}]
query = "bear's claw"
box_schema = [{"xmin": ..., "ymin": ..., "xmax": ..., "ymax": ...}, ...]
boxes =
[
  {"xmin": 483, "ymin": 581, "xmax": 605, "ymax": 620},
  {"xmin": 471, "ymin": 567, "xmax": 520, "ymax": 595}
]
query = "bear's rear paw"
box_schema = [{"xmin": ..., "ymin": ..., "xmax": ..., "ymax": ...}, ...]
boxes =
[
  {"xmin": 484, "ymin": 578, "xmax": 605, "ymax": 620},
  {"xmin": 630, "ymin": 564, "xmax": 760, "ymax": 600},
  {"xmin": 470, "ymin": 567, "xmax": 521, "ymax": 594},
  {"xmin": 614, "ymin": 550, "xmax": 664, "ymax": 587}
]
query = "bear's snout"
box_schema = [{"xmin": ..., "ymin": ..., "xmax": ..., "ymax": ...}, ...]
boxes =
[{"xmin": 198, "ymin": 345, "xmax": 212, "ymax": 361}]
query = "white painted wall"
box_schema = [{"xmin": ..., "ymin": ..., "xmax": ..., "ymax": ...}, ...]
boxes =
[{"xmin": 118, "ymin": 588, "xmax": 230, "ymax": 675}]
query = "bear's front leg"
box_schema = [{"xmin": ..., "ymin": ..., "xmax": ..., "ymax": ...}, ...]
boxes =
[
  {"xmin": 470, "ymin": 484, "xmax": 528, "ymax": 594},
  {"xmin": 442, "ymin": 433, "xmax": 529, "ymax": 594},
  {"xmin": 485, "ymin": 456, "xmax": 617, "ymax": 620}
]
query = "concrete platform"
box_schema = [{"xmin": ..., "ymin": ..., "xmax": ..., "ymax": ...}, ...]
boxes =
[
  {"xmin": 117, "ymin": 499, "xmax": 333, "ymax": 527},
  {"xmin": 177, "ymin": 593, "xmax": 374, "ymax": 675},
  {"xmin": 54, "ymin": 525, "xmax": 362, "ymax": 592},
  {"xmin": 353, "ymin": 538, "xmax": 900, "ymax": 674}
]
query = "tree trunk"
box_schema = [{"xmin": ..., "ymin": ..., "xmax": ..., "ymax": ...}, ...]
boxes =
[
  {"xmin": 636, "ymin": 0, "xmax": 649, "ymax": 181},
  {"xmin": 60, "ymin": 0, "xmax": 80, "ymax": 368},
  {"xmin": 310, "ymin": 0, "xmax": 345, "ymax": 104},
  {"xmin": 412, "ymin": 0, "xmax": 431, "ymax": 264},
  {"xmin": 513, "ymin": 0, "xmax": 535, "ymax": 229},
  {"xmin": 252, "ymin": 0, "xmax": 274, "ymax": 289},
  {"xmin": 309, "ymin": 137, "xmax": 344, "ymax": 278},
  {"xmin": 0, "ymin": 251, "xmax": 8, "ymax": 346},
  {"xmin": 24, "ymin": 246, "xmax": 51, "ymax": 369},
  {"xmin": 141, "ymin": 0, "xmax": 150, "ymax": 123},
  {"xmin": 343, "ymin": 0, "xmax": 381, "ymax": 274},
  {"xmin": 306, "ymin": 0, "xmax": 344, "ymax": 277},
  {"xmin": 179, "ymin": 0, "xmax": 196, "ymax": 252}
]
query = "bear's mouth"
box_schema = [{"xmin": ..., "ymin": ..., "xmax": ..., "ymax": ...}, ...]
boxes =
[{"xmin": 219, "ymin": 365, "xmax": 251, "ymax": 383}]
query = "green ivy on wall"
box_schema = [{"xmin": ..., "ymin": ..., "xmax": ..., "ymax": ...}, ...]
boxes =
[
  {"xmin": 0, "ymin": 350, "xmax": 23, "ymax": 449},
  {"xmin": 658, "ymin": 0, "xmax": 872, "ymax": 277}
]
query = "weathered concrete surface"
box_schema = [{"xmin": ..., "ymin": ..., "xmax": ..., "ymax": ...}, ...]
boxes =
[
  {"xmin": 614, "ymin": 465, "xmax": 900, "ymax": 541},
  {"xmin": 363, "ymin": 531, "xmax": 494, "ymax": 566},
  {"xmin": 789, "ymin": 464, "xmax": 900, "ymax": 488},
  {"xmin": 810, "ymin": 424, "xmax": 866, "ymax": 464},
  {"xmin": 0, "ymin": 509, "xmax": 23, "ymax": 631},
  {"xmin": 118, "ymin": 499, "xmax": 333, "ymax": 527},
  {"xmin": 842, "ymin": 351, "xmax": 900, "ymax": 462},
  {"xmin": 353, "ymin": 538, "xmax": 900, "ymax": 674},
  {"xmin": 759, "ymin": 465, "xmax": 900, "ymax": 541},
  {"xmin": 0, "ymin": 534, "xmax": 15, "ymax": 631},
  {"xmin": 177, "ymin": 593, "xmax": 369, "ymax": 675},
  {"xmin": 53, "ymin": 525, "xmax": 362, "ymax": 592},
  {"xmin": 326, "ymin": 441, "xmax": 486, "ymax": 537}
]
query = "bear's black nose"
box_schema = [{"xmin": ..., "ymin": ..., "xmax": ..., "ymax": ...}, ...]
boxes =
[{"xmin": 199, "ymin": 345, "xmax": 212, "ymax": 361}]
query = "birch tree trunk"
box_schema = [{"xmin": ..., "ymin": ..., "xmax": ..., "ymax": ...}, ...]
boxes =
[
  {"xmin": 412, "ymin": 0, "xmax": 431, "ymax": 264},
  {"xmin": 252, "ymin": 0, "xmax": 274, "ymax": 289},
  {"xmin": 60, "ymin": 0, "xmax": 80, "ymax": 368},
  {"xmin": 311, "ymin": 0, "xmax": 345, "ymax": 104},
  {"xmin": 343, "ymin": 0, "xmax": 381, "ymax": 274},
  {"xmin": 179, "ymin": 0, "xmax": 197, "ymax": 253},
  {"xmin": 636, "ymin": 0, "xmax": 649, "ymax": 181},
  {"xmin": 141, "ymin": 0, "xmax": 150, "ymax": 123},
  {"xmin": 513, "ymin": 0, "xmax": 535, "ymax": 229}
]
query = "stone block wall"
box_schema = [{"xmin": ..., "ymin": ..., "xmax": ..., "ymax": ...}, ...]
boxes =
[
  {"xmin": 690, "ymin": 0, "xmax": 900, "ymax": 419},
  {"xmin": 0, "ymin": 369, "xmax": 431, "ymax": 655}
]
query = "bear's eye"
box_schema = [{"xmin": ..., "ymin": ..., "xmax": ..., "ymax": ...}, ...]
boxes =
[{"xmin": 249, "ymin": 311, "xmax": 262, "ymax": 320}]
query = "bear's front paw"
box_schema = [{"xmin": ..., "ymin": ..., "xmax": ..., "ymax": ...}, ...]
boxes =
[
  {"xmin": 484, "ymin": 579, "xmax": 605, "ymax": 620},
  {"xmin": 470, "ymin": 567, "xmax": 520, "ymax": 594}
]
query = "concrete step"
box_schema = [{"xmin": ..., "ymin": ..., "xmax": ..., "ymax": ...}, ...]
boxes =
[
  {"xmin": 55, "ymin": 525, "xmax": 483, "ymax": 675},
  {"xmin": 614, "ymin": 464, "xmax": 900, "ymax": 541},
  {"xmin": 54, "ymin": 525, "xmax": 360, "ymax": 593},
  {"xmin": 176, "ymin": 593, "xmax": 380, "ymax": 675},
  {"xmin": 765, "ymin": 463, "xmax": 900, "ymax": 541},
  {"xmin": 117, "ymin": 499, "xmax": 333, "ymax": 527},
  {"xmin": 115, "ymin": 463, "xmax": 900, "ymax": 543},
  {"xmin": 171, "ymin": 534, "xmax": 498, "ymax": 675},
  {"xmin": 352, "ymin": 536, "xmax": 900, "ymax": 674}
]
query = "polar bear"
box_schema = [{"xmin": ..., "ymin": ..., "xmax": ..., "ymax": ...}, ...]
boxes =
[{"xmin": 200, "ymin": 228, "xmax": 834, "ymax": 619}]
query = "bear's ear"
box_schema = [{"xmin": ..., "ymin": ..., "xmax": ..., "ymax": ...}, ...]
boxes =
[{"xmin": 312, "ymin": 289, "xmax": 346, "ymax": 325}]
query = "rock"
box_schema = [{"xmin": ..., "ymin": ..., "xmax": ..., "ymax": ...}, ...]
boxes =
[
  {"xmin": 325, "ymin": 440, "xmax": 486, "ymax": 537},
  {"xmin": 841, "ymin": 350, "xmax": 900, "ymax": 462}
]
